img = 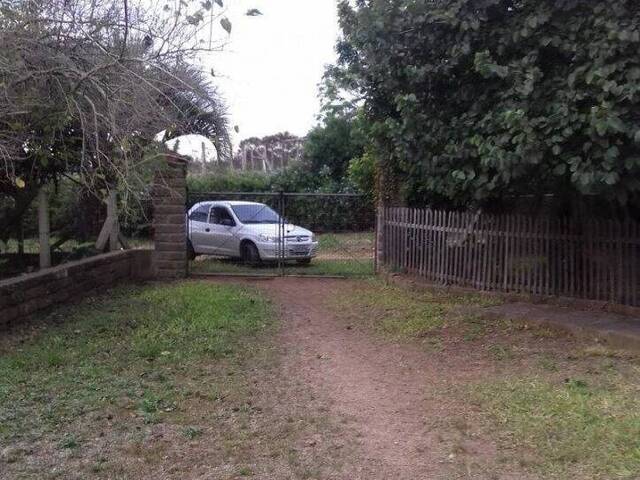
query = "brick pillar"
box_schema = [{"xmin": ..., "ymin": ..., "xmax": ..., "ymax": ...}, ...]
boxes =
[{"xmin": 152, "ymin": 154, "xmax": 188, "ymax": 279}]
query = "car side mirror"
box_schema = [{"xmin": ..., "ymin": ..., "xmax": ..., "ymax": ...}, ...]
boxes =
[{"xmin": 220, "ymin": 218, "xmax": 235, "ymax": 227}]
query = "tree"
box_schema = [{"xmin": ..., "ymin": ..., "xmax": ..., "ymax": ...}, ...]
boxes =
[
  {"xmin": 304, "ymin": 113, "xmax": 366, "ymax": 182},
  {"xmin": 0, "ymin": 0, "xmax": 233, "ymax": 239},
  {"xmin": 331, "ymin": 0, "xmax": 640, "ymax": 215},
  {"xmin": 233, "ymin": 132, "xmax": 304, "ymax": 172}
]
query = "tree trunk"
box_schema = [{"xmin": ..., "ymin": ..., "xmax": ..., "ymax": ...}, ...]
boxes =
[{"xmin": 38, "ymin": 188, "xmax": 51, "ymax": 269}]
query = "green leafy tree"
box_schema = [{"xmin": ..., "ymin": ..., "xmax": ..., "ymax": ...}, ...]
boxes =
[
  {"xmin": 331, "ymin": 0, "xmax": 640, "ymax": 215},
  {"xmin": 348, "ymin": 151, "xmax": 378, "ymax": 201},
  {"xmin": 304, "ymin": 113, "xmax": 367, "ymax": 181}
]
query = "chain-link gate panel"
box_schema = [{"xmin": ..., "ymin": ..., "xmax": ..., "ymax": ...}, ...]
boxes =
[{"xmin": 186, "ymin": 191, "xmax": 375, "ymax": 277}]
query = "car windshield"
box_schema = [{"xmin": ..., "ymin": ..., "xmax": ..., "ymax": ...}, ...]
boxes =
[{"xmin": 231, "ymin": 204, "xmax": 281, "ymax": 224}]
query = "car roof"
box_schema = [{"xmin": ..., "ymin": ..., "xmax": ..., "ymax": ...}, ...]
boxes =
[{"xmin": 192, "ymin": 200, "xmax": 265, "ymax": 208}]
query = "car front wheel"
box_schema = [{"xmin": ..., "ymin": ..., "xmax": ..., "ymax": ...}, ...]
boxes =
[{"xmin": 241, "ymin": 242, "xmax": 261, "ymax": 265}]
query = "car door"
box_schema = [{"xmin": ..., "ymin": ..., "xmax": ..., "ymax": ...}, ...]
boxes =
[
  {"xmin": 208, "ymin": 206, "xmax": 240, "ymax": 256},
  {"xmin": 187, "ymin": 204, "xmax": 213, "ymax": 254}
]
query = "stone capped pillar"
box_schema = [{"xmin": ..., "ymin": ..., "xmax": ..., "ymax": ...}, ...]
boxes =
[{"xmin": 152, "ymin": 154, "xmax": 188, "ymax": 279}]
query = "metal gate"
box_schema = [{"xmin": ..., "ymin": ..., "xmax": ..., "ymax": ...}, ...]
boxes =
[{"xmin": 186, "ymin": 191, "xmax": 375, "ymax": 277}]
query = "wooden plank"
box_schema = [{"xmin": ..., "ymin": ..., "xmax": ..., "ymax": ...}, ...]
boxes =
[
  {"xmin": 512, "ymin": 215, "xmax": 518, "ymax": 293},
  {"xmin": 564, "ymin": 217, "xmax": 573, "ymax": 296},
  {"xmin": 627, "ymin": 220, "xmax": 632, "ymax": 305},
  {"xmin": 429, "ymin": 209, "xmax": 437, "ymax": 282},
  {"xmin": 475, "ymin": 214, "xmax": 484, "ymax": 289},
  {"xmin": 436, "ymin": 208, "xmax": 442, "ymax": 282},
  {"xmin": 518, "ymin": 215, "xmax": 525, "ymax": 293},
  {"xmin": 617, "ymin": 219, "xmax": 624, "ymax": 305},
  {"xmin": 394, "ymin": 208, "xmax": 399, "ymax": 270},
  {"xmin": 383, "ymin": 207, "xmax": 388, "ymax": 267},
  {"xmin": 407, "ymin": 208, "xmax": 415, "ymax": 274},
  {"xmin": 419, "ymin": 209, "xmax": 426, "ymax": 278},
  {"xmin": 438, "ymin": 210, "xmax": 446, "ymax": 284},
  {"xmin": 405, "ymin": 208, "xmax": 414, "ymax": 274},
  {"xmin": 414, "ymin": 208, "xmax": 420, "ymax": 275},
  {"xmin": 405, "ymin": 208, "xmax": 410, "ymax": 271},
  {"xmin": 633, "ymin": 221, "xmax": 638, "ymax": 306},
  {"xmin": 491, "ymin": 214, "xmax": 498, "ymax": 290},
  {"xmin": 396, "ymin": 208, "xmax": 402, "ymax": 271},
  {"xmin": 581, "ymin": 220, "xmax": 588, "ymax": 299},
  {"xmin": 480, "ymin": 214, "xmax": 488, "ymax": 290},
  {"xmin": 500, "ymin": 215, "xmax": 508, "ymax": 292},
  {"xmin": 403, "ymin": 208, "xmax": 409, "ymax": 272},
  {"xmin": 445, "ymin": 211, "xmax": 452, "ymax": 284},
  {"xmin": 389, "ymin": 208, "xmax": 395, "ymax": 269},
  {"xmin": 503, "ymin": 214, "xmax": 511, "ymax": 291},
  {"xmin": 529, "ymin": 215, "xmax": 542, "ymax": 295},
  {"xmin": 611, "ymin": 219, "xmax": 617, "ymax": 303},
  {"xmin": 452, "ymin": 211, "xmax": 460, "ymax": 284},
  {"xmin": 463, "ymin": 212, "xmax": 470, "ymax": 287},
  {"xmin": 544, "ymin": 216, "xmax": 550, "ymax": 296},
  {"xmin": 523, "ymin": 215, "xmax": 530, "ymax": 294},
  {"xmin": 422, "ymin": 209, "xmax": 430, "ymax": 280},
  {"xmin": 568, "ymin": 218, "xmax": 575, "ymax": 297},
  {"xmin": 593, "ymin": 219, "xmax": 600, "ymax": 301}
]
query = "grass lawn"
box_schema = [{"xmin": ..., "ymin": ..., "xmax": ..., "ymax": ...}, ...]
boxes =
[
  {"xmin": 0, "ymin": 281, "xmax": 344, "ymax": 479},
  {"xmin": 330, "ymin": 279, "xmax": 640, "ymax": 479},
  {"xmin": 189, "ymin": 231, "xmax": 375, "ymax": 277},
  {"xmin": 316, "ymin": 231, "xmax": 374, "ymax": 256},
  {"xmin": 191, "ymin": 257, "xmax": 374, "ymax": 277}
]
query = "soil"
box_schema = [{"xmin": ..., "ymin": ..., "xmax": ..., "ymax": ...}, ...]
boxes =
[{"xmin": 248, "ymin": 277, "xmax": 532, "ymax": 480}]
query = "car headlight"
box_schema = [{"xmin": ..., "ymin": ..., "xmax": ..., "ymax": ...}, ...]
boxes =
[{"xmin": 259, "ymin": 233, "xmax": 279, "ymax": 243}]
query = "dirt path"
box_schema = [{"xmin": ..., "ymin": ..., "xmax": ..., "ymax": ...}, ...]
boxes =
[{"xmin": 256, "ymin": 277, "xmax": 462, "ymax": 479}]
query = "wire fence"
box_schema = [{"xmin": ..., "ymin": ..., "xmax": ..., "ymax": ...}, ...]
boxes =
[{"xmin": 186, "ymin": 191, "xmax": 375, "ymax": 277}]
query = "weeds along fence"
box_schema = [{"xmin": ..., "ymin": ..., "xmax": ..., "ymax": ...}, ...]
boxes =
[{"xmin": 380, "ymin": 207, "xmax": 640, "ymax": 307}]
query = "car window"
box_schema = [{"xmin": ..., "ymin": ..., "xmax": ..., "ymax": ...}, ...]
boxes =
[
  {"xmin": 231, "ymin": 204, "xmax": 281, "ymax": 224},
  {"xmin": 210, "ymin": 206, "xmax": 235, "ymax": 225},
  {"xmin": 188, "ymin": 204, "xmax": 210, "ymax": 223}
]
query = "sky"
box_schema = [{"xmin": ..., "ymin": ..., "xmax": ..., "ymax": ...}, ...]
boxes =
[{"xmin": 200, "ymin": 0, "xmax": 341, "ymax": 146}]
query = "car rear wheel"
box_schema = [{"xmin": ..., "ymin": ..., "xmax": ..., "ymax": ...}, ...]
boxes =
[
  {"xmin": 241, "ymin": 242, "xmax": 261, "ymax": 265},
  {"xmin": 296, "ymin": 258, "xmax": 311, "ymax": 265}
]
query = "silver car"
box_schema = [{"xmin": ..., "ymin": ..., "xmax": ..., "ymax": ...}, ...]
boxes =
[{"xmin": 187, "ymin": 201, "xmax": 318, "ymax": 264}]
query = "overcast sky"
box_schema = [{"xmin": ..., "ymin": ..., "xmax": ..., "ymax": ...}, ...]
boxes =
[{"xmin": 200, "ymin": 0, "xmax": 340, "ymax": 146}]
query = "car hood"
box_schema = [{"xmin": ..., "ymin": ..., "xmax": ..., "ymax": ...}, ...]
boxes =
[{"xmin": 238, "ymin": 223, "xmax": 313, "ymax": 237}]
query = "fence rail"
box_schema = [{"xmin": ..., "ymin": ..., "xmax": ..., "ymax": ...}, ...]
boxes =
[{"xmin": 380, "ymin": 207, "xmax": 640, "ymax": 307}]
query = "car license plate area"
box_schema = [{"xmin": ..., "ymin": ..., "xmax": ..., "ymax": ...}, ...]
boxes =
[{"xmin": 289, "ymin": 247, "xmax": 309, "ymax": 256}]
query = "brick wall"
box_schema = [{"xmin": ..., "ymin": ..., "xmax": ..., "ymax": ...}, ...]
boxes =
[
  {"xmin": 152, "ymin": 154, "xmax": 188, "ymax": 279},
  {"xmin": 0, "ymin": 249, "xmax": 152, "ymax": 329}
]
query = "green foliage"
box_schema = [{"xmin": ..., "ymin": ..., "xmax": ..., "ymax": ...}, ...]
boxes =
[
  {"xmin": 348, "ymin": 152, "xmax": 378, "ymax": 201},
  {"xmin": 333, "ymin": 0, "xmax": 640, "ymax": 212},
  {"xmin": 304, "ymin": 113, "xmax": 367, "ymax": 181},
  {"xmin": 188, "ymin": 169, "xmax": 272, "ymax": 193}
]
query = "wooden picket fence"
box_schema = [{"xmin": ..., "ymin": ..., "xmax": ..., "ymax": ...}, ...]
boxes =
[{"xmin": 380, "ymin": 207, "xmax": 640, "ymax": 307}]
